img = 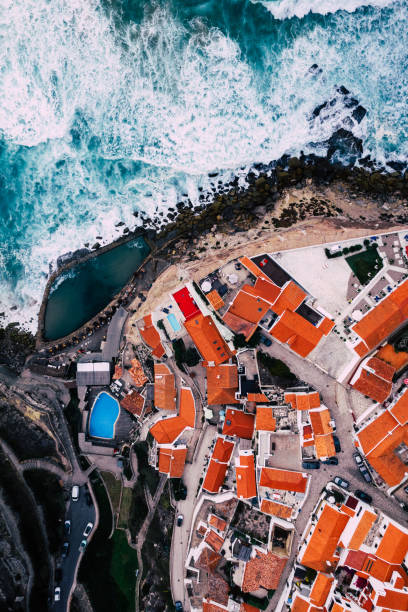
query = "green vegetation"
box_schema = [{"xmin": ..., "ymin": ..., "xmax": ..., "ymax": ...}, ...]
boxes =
[
  {"xmin": 346, "ymin": 247, "xmax": 383, "ymax": 285},
  {"xmin": 172, "ymin": 338, "xmax": 200, "ymax": 369},
  {"xmin": 110, "ymin": 530, "xmax": 139, "ymax": 610},
  {"xmin": 101, "ymin": 471, "xmax": 122, "ymax": 516},
  {"xmin": 118, "ymin": 486, "xmax": 133, "ymax": 529},
  {"xmin": 24, "ymin": 469, "xmax": 65, "ymax": 554},
  {"xmin": 0, "ymin": 322, "xmax": 35, "ymax": 373},
  {"xmin": 128, "ymin": 482, "xmax": 149, "ymax": 540},
  {"xmin": 233, "ymin": 328, "xmax": 262, "ymax": 349},
  {"xmin": 79, "ymin": 472, "xmax": 128, "ymax": 612},
  {"xmin": 258, "ymin": 351, "xmax": 296, "ymax": 382},
  {"xmin": 391, "ymin": 324, "xmax": 408, "ymax": 353},
  {"xmin": 133, "ymin": 441, "xmax": 160, "ymax": 494},
  {"xmin": 64, "ymin": 389, "xmax": 82, "ymax": 454},
  {"xmin": 0, "ymin": 449, "xmax": 51, "ymax": 610}
]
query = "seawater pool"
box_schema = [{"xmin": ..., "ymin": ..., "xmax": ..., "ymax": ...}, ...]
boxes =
[
  {"xmin": 44, "ymin": 236, "xmax": 150, "ymax": 340},
  {"xmin": 89, "ymin": 391, "xmax": 120, "ymax": 439},
  {"xmin": 167, "ymin": 313, "xmax": 181, "ymax": 332}
]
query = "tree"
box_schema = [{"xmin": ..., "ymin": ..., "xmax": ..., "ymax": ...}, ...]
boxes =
[{"xmin": 233, "ymin": 333, "xmax": 247, "ymax": 349}]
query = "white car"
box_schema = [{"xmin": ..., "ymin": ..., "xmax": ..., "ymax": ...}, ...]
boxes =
[
  {"xmin": 54, "ymin": 586, "xmax": 61, "ymax": 602},
  {"xmin": 71, "ymin": 485, "xmax": 79, "ymax": 501},
  {"xmin": 83, "ymin": 522, "xmax": 93, "ymax": 537}
]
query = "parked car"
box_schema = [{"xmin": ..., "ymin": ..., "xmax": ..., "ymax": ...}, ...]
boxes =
[
  {"xmin": 79, "ymin": 539, "xmax": 87, "ymax": 553},
  {"xmin": 54, "ymin": 587, "xmax": 61, "ymax": 602},
  {"xmin": 175, "ymin": 602, "xmax": 183, "ymax": 612},
  {"xmin": 71, "ymin": 485, "xmax": 79, "ymax": 502},
  {"xmin": 359, "ymin": 465, "xmax": 372, "ymax": 483},
  {"xmin": 353, "ymin": 452, "xmax": 363, "ymax": 466},
  {"xmin": 83, "ymin": 522, "xmax": 93, "ymax": 537},
  {"xmin": 177, "ymin": 514, "xmax": 184, "ymax": 527},
  {"xmin": 322, "ymin": 457, "xmax": 338, "ymax": 465},
  {"xmin": 334, "ymin": 476, "xmax": 350, "ymax": 489},
  {"xmin": 62, "ymin": 542, "xmax": 69, "ymax": 558},
  {"xmin": 355, "ymin": 489, "xmax": 372, "ymax": 504},
  {"xmin": 333, "ymin": 435, "xmax": 341, "ymax": 453},
  {"xmin": 302, "ymin": 460, "xmax": 320, "ymax": 470},
  {"xmin": 400, "ymin": 502, "xmax": 408, "ymax": 513},
  {"xmin": 260, "ymin": 335, "xmax": 272, "ymax": 347},
  {"xmin": 64, "ymin": 520, "xmax": 71, "ymax": 535}
]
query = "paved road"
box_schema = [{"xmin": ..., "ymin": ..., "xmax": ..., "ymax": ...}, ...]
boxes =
[
  {"xmin": 52, "ymin": 484, "xmax": 95, "ymax": 612},
  {"xmin": 170, "ymin": 425, "xmax": 217, "ymax": 610}
]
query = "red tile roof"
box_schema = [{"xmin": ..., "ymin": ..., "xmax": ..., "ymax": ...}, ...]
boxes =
[
  {"xmin": 350, "ymin": 356, "xmax": 395, "ymax": 404},
  {"xmin": 205, "ymin": 364, "xmax": 239, "ymax": 406},
  {"xmin": 390, "ymin": 389, "xmax": 408, "ymax": 425},
  {"xmin": 205, "ymin": 529, "xmax": 225, "ymax": 553},
  {"xmin": 196, "ymin": 547, "xmax": 222, "ymax": 572},
  {"xmin": 284, "ymin": 391, "xmax": 320, "ymax": 411},
  {"xmin": 247, "ymin": 392, "xmax": 269, "ymax": 403},
  {"xmin": 139, "ymin": 315, "xmax": 165, "ymax": 358},
  {"xmin": 253, "ymin": 277, "xmax": 281, "ymax": 304},
  {"xmin": 223, "ymin": 287, "xmax": 270, "ymax": 340},
  {"xmin": 235, "ymin": 451, "xmax": 257, "ymax": 499},
  {"xmin": 357, "ymin": 410, "xmax": 398, "ymax": 455},
  {"xmin": 352, "ymin": 279, "xmax": 408, "ymax": 352},
  {"xmin": 212, "ymin": 437, "xmax": 235, "ymax": 462},
  {"xmin": 128, "ymin": 358, "xmax": 148, "ymax": 387},
  {"xmin": 120, "ymin": 390, "xmax": 145, "ymax": 417},
  {"xmin": 222, "ymin": 310, "xmax": 258, "ymax": 340},
  {"xmin": 239, "ymin": 256, "xmax": 269, "ymax": 280},
  {"xmin": 260, "ymin": 499, "xmax": 292, "ymax": 520},
  {"xmin": 154, "ymin": 363, "xmax": 176, "ymax": 411},
  {"xmin": 314, "ymin": 433, "xmax": 335, "ymax": 459},
  {"xmin": 347, "ymin": 509, "xmax": 378, "ymax": 550},
  {"xmin": 149, "ymin": 386, "xmax": 195, "ymax": 444},
  {"xmin": 208, "ymin": 514, "xmax": 227, "ymax": 533},
  {"xmin": 309, "ymin": 408, "xmax": 333, "ymax": 436},
  {"xmin": 300, "ymin": 504, "xmax": 349, "ymax": 572},
  {"xmin": 185, "ymin": 313, "xmax": 232, "ymax": 365},
  {"xmin": 318, "ymin": 317, "xmax": 335, "ymax": 335},
  {"xmin": 222, "ymin": 408, "xmax": 255, "ymax": 439},
  {"xmin": 270, "ymin": 310, "xmax": 325, "ymax": 358},
  {"xmin": 113, "ymin": 365, "xmax": 123, "ymax": 380},
  {"xmin": 202, "ymin": 436, "xmax": 235, "ymax": 494},
  {"xmin": 158, "ymin": 446, "xmax": 187, "ymax": 478},
  {"xmin": 255, "ymin": 406, "xmax": 276, "ymax": 431},
  {"xmin": 172, "ymin": 286, "xmax": 200, "ymax": 320},
  {"xmin": 259, "ymin": 467, "xmax": 308, "ymax": 493},
  {"xmin": 242, "ymin": 549, "xmax": 287, "ymax": 592}
]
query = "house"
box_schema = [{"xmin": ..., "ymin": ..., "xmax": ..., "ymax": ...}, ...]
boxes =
[
  {"xmin": 205, "ymin": 364, "xmax": 239, "ymax": 405},
  {"xmin": 150, "ymin": 387, "xmax": 195, "ymax": 444},
  {"xmin": 120, "ymin": 390, "xmax": 145, "ymax": 418},
  {"xmin": 139, "ymin": 314, "xmax": 165, "ymax": 358},
  {"xmin": 76, "ymin": 360, "xmax": 111, "ymax": 387},
  {"xmin": 202, "ymin": 436, "xmax": 235, "ymax": 494},
  {"xmin": 158, "ymin": 445, "xmax": 188, "ymax": 478},
  {"xmin": 222, "ymin": 408, "xmax": 255, "ymax": 439},
  {"xmin": 235, "ymin": 450, "xmax": 257, "ymax": 500},
  {"xmin": 185, "ymin": 313, "xmax": 232, "ymax": 366},
  {"xmin": 154, "ymin": 363, "xmax": 176, "ymax": 411},
  {"xmin": 241, "ymin": 548, "xmax": 288, "ymax": 593},
  {"xmin": 350, "ymin": 356, "xmax": 395, "ymax": 403}
]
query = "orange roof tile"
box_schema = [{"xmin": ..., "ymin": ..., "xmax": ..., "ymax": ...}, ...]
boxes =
[
  {"xmin": 367, "ymin": 425, "xmax": 408, "ymax": 487},
  {"xmin": 352, "ymin": 279, "xmax": 408, "ymax": 351},
  {"xmin": 222, "ymin": 408, "xmax": 255, "ymax": 439},
  {"xmin": 158, "ymin": 446, "xmax": 188, "ymax": 478},
  {"xmin": 212, "ymin": 437, "xmax": 235, "ymax": 462},
  {"xmin": 222, "ymin": 310, "xmax": 258, "ymax": 340},
  {"xmin": 309, "ymin": 408, "xmax": 333, "ymax": 436},
  {"xmin": 203, "ymin": 601, "xmax": 227, "ymax": 612},
  {"xmin": 207, "ymin": 289, "xmax": 225, "ymax": 311},
  {"xmin": 300, "ymin": 504, "xmax": 349, "ymax": 572},
  {"xmin": 205, "ymin": 529, "xmax": 225, "ymax": 553},
  {"xmin": 235, "ymin": 451, "xmax": 257, "ymax": 499},
  {"xmin": 357, "ymin": 410, "xmax": 399, "ymax": 455},
  {"xmin": 113, "ymin": 365, "xmax": 123, "ymax": 380},
  {"xmin": 290, "ymin": 595, "xmax": 311, "ymax": 612},
  {"xmin": 256, "ymin": 406, "xmax": 276, "ymax": 431},
  {"xmin": 196, "ymin": 547, "xmax": 222, "ymax": 573},
  {"xmin": 390, "ymin": 389, "xmax": 408, "ymax": 425},
  {"xmin": 259, "ymin": 467, "xmax": 308, "ymax": 493},
  {"xmin": 314, "ymin": 433, "xmax": 335, "ymax": 459},
  {"xmin": 208, "ymin": 514, "xmax": 227, "ymax": 532},
  {"xmin": 253, "ymin": 277, "xmax": 281, "ymax": 304},
  {"xmin": 272, "ymin": 281, "xmax": 306, "ymax": 316},
  {"xmin": 185, "ymin": 313, "xmax": 232, "ymax": 365},
  {"xmin": 318, "ymin": 317, "xmax": 335, "ymax": 336},
  {"xmin": 129, "ymin": 358, "xmax": 148, "ymax": 387},
  {"xmin": 309, "ymin": 573, "xmax": 334, "ymax": 607},
  {"xmin": 242, "ymin": 549, "xmax": 287, "ymax": 592},
  {"xmin": 376, "ymin": 523, "xmax": 408, "ymax": 564},
  {"xmin": 270, "ymin": 310, "xmax": 324, "ymax": 358},
  {"xmin": 247, "ymin": 392, "xmax": 269, "ymax": 403},
  {"xmin": 154, "ymin": 363, "xmax": 176, "ymax": 410},
  {"xmin": 139, "ymin": 315, "xmax": 165, "ymax": 358},
  {"xmin": 351, "ymin": 365, "xmax": 393, "ymax": 404},
  {"xmin": 348, "ymin": 510, "xmax": 378, "ymax": 550},
  {"xmin": 303, "ymin": 424, "xmax": 313, "ymax": 441},
  {"xmin": 286, "ymin": 390, "xmax": 321, "ymax": 411},
  {"xmin": 331, "ymin": 604, "xmax": 346, "ymax": 612},
  {"xmin": 376, "ymin": 588, "xmax": 408, "ymax": 611},
  {"xmin": 241, "ymin": 604, "xmax": 261, "ymax": 612},
  {"xmin": 150, "ymin": 416, "xmax": 186, "ymax": 444},
  {"xmin": 205, "ymin": 364, "xmax": 239, "ymax": 406},
  {"xmin": 223, "ymin": 287, "xmax": 270, "ymax": 331},
  {"xmin": 354, "ymin": 341, "xmax": 369, "ymax": 357},
  {"xmin": 179, "ymin": 387, "xmax": 196, "ymax": 427},
  {"xmin": 202, "ymin": 460, "xmax": 229, "ymax": 494},
  {"xmin": 260, "ymin": 499, "xmax": 292, "ymax": 520},
  {"xmin": 367, "ymin": 356, "xmax": 396, "ymax": 381},
  {"xmin": 239, "ymin": 256, "xmax": 269, "ymax": 280},
  {"xmin": 120, "ymin": 390, "xmax": 145, "ymax": 417}
]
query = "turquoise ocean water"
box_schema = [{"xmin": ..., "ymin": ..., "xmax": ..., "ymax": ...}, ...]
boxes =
[{"xmin": 1, "ymin": 0, "xmax": 407, "ymax": 329}]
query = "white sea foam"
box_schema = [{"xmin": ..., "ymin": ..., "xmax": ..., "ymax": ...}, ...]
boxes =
[
  {"xmin": 0, "ymin": 0, "xmax": 407, "ymax": 331},
  {"xmin": 253, "ymin": 0, "xmax": 396, "ymax": 20}
]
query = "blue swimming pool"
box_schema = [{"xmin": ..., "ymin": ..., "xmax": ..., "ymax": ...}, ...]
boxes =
[
  {"xmin": 89, "ymin": 392, "xmax": 120, "ymax": 439},
  {"xmin": 167, "ymin": 313, "xmax": 181, "ymax": 332}
]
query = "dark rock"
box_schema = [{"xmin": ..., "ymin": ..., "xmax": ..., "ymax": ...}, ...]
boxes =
[
  {"xmin": 312, "ymin": 102, "xmax": 328, "ymax": 118},
  {"xmin": 352, "ymin": 105, "xmax": 367, "ymax": 124},
  {"xmin": 327, "ymin": 129, "xmax": 363, "ymax": 166},
  {"xmin": 387, "ymin": 160, "xmax": 406, "ymax": 173},
  {"xmin": 337, "ymin": 85, "xmax": 350, "ymax": 95},
  {"xmin": 208, "ymin": 172, "xmax": 218, "ymax": 178},
  {"xmin": 344, "ymin": 97, "xmax": 359, "ymax": 108},
  {"xmin": 115, "ymin": 221, "xmax": 125, "ymax": 227},
  {"xmin": 92, "ymin": 242, "xmax": 101, "ymax": 249},
  {"xmin": 309, "ymin": 64, "xmax": 322, "ymax": 75},
  {"xmin": 288, "ymin": 157, "xmax": 303, "ymax": 169}
]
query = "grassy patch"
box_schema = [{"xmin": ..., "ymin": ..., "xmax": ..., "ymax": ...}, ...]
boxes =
[
  {"xmin": 128, "ymin": 481, "xmax": 148, "ymax": 541},
  {"xmin": 101, "ymin": 471, "xmax": 122, "ymax": 516},
  {"xmin": 133, "ymin": 442, "xmax": 160, "ymax": 495},
  {"xmin": 110, "ymin": 530, "xmax": 138, "ymax": 609},
  {"xmin": 118, "ymin": 486, "xmax": 133, "ymax": 529},
  {"xmin": 346, "ymin": 247, "xmax": 383, "ymax": 285}
]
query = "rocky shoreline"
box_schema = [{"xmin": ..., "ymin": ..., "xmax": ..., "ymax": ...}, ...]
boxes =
[{"xmin": 2, "ymin": 139, "xmax": 408, "ymax": 372}]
